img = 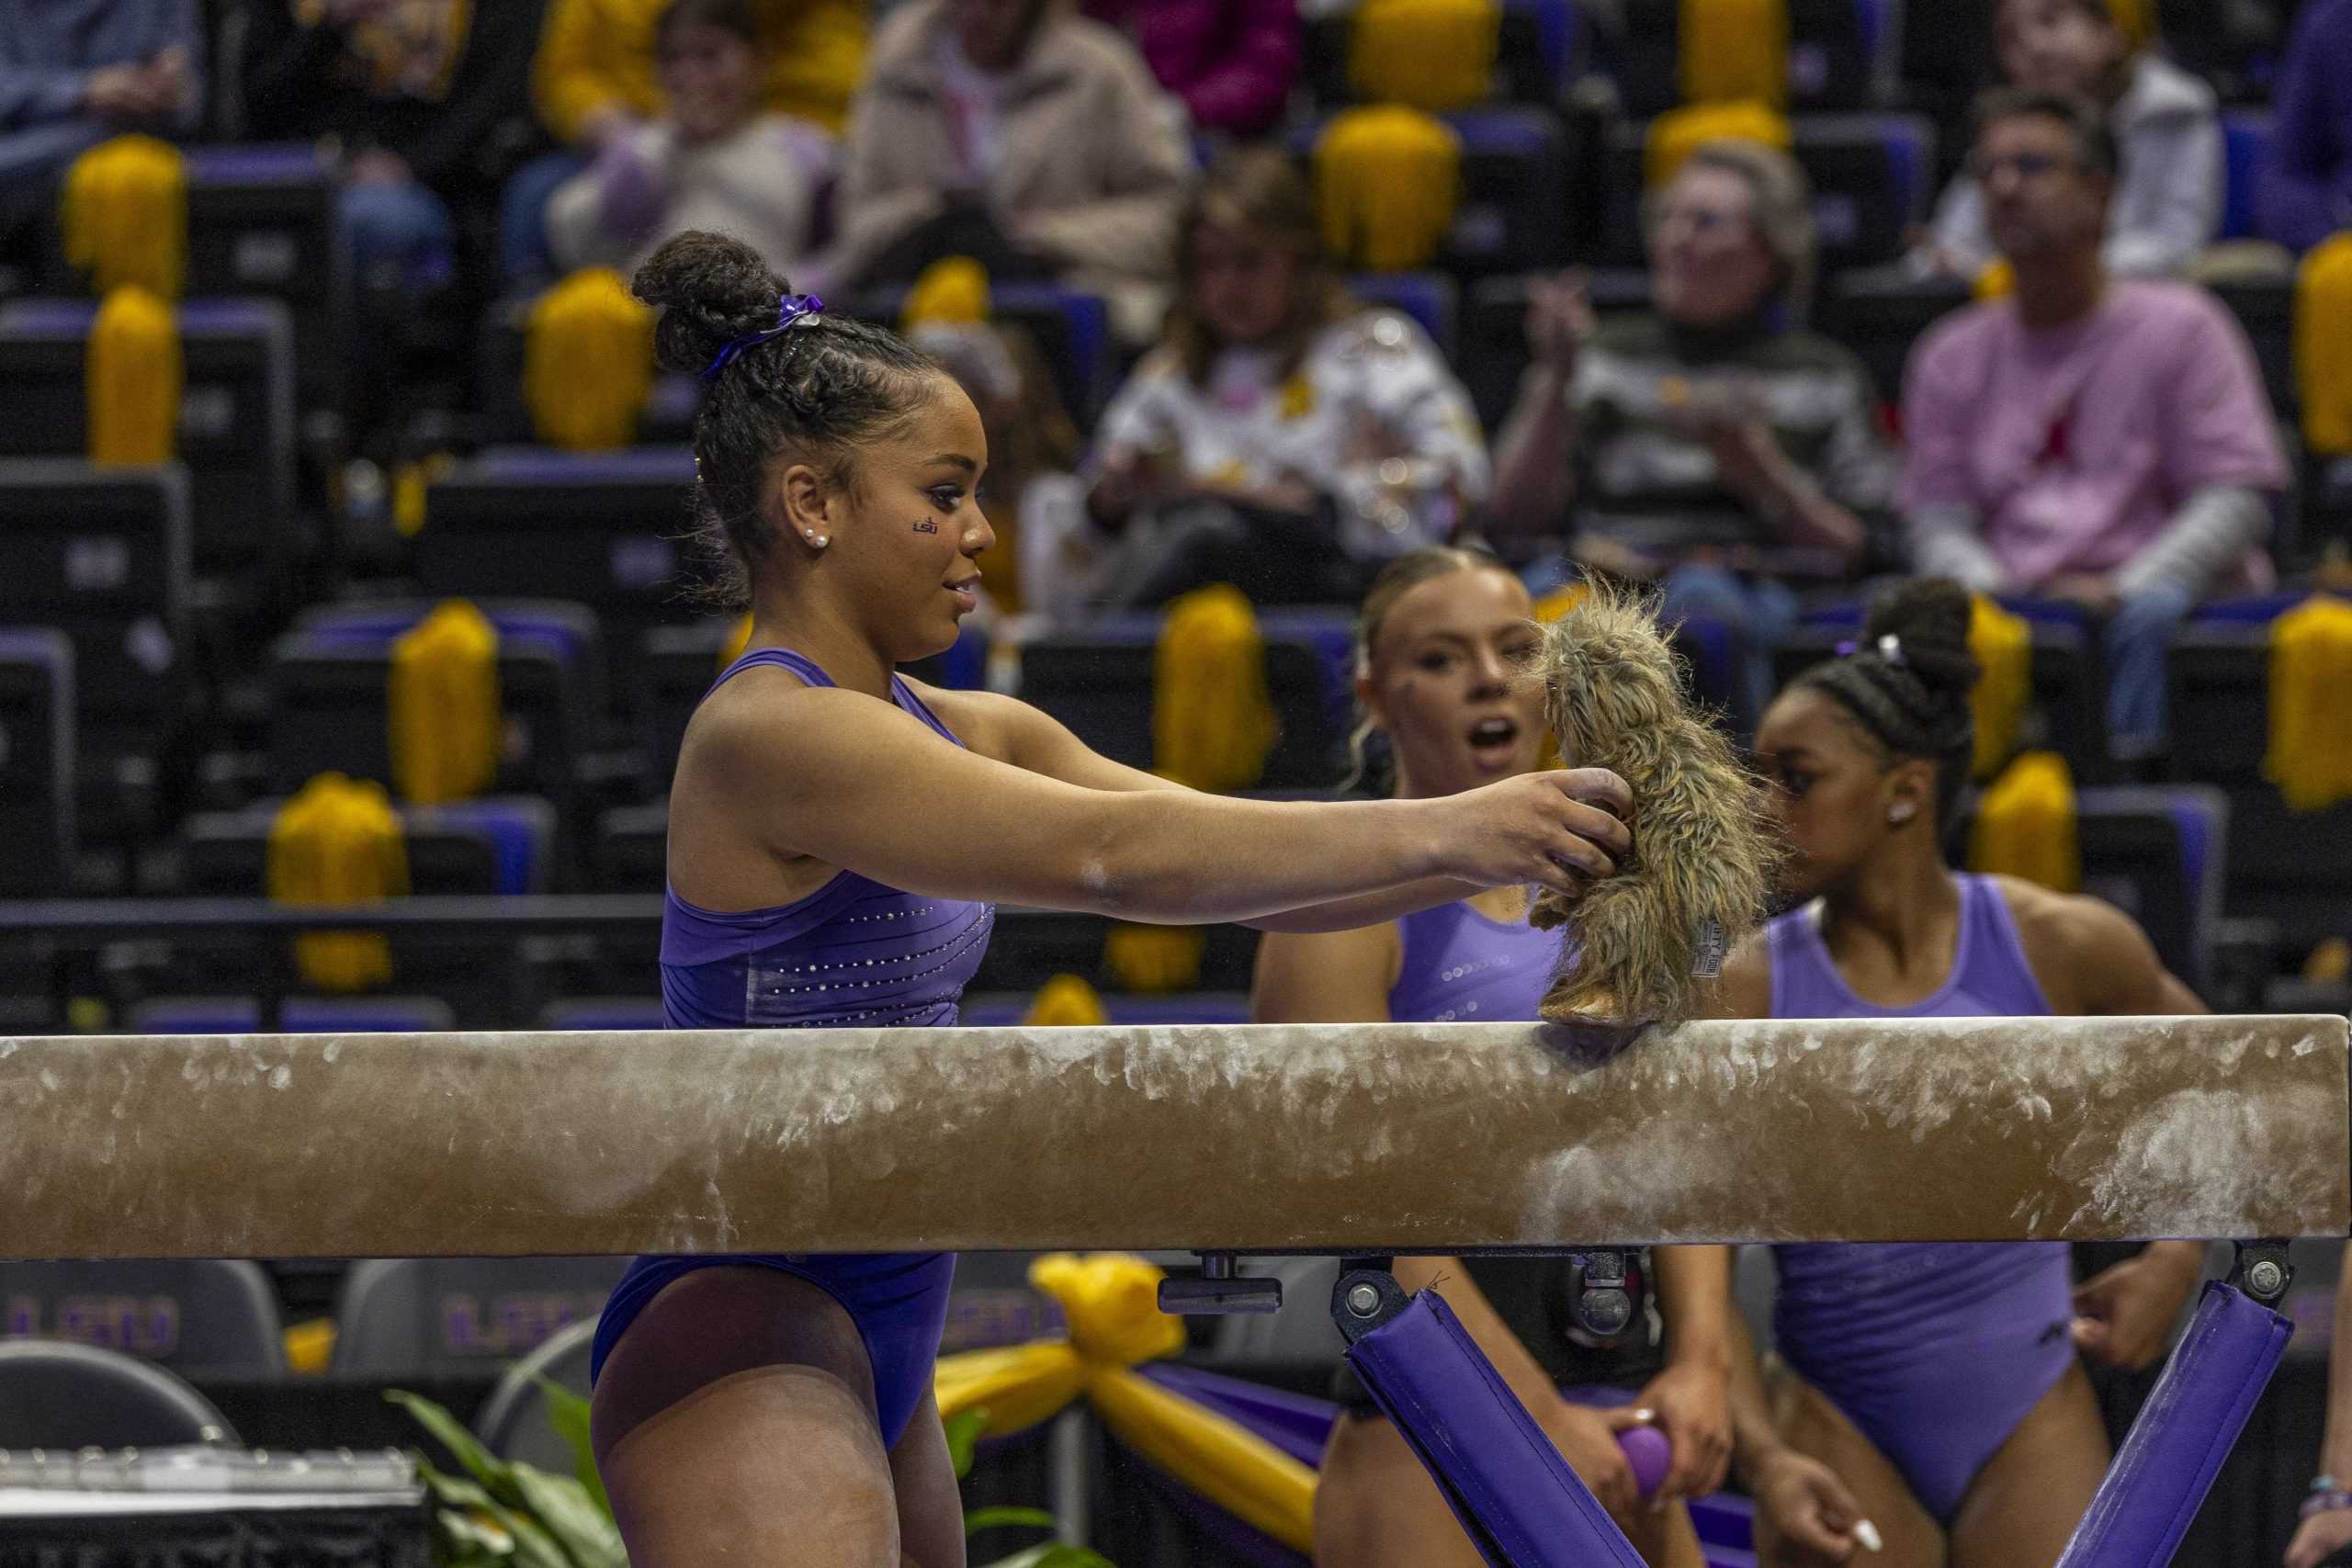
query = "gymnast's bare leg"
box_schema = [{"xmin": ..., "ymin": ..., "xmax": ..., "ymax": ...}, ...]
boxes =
[{"xmin": 592, "ymin": 1268, "xmax": 967, "ymax": 1568}]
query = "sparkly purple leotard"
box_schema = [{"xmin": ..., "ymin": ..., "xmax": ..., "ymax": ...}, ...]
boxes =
[
  {"xmin": 1766, "ymin": 874, "xmax": 2077, "ymax": 1522},
  {"xmin": 589, "ymin": 648, "xmax": 995, "ymax": 1450},
  {"xmin": 1385, "ymin": 897, "xmax": 1558, "ymax": 1023}
]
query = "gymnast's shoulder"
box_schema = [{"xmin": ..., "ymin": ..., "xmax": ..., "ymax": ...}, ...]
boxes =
[
  {"xmin": 1985, "ymin": 874, "xmax": 2188, "ymax": 1013},
  {"xmin": 683, "ymin": 671, "xmax": 975, "ymax": 790}
]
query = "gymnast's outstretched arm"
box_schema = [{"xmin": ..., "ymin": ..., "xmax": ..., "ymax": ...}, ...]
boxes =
[
  {"xmin": 919, "ymin": 680, "xmax": 1634, "ymax": 931},
  {"xmin": 686, "ymin": 680, "xmax": 1630, "ymax": 923}
]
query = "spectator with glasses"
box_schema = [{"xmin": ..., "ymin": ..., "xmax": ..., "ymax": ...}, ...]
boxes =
[
  {"xmin": 1913, "ymin": 0, "xmax": 2220, "ymax": 282},
  {"xmin": 1487, "ymin": 138, "xmax": 1896, "ymax": 723},
  {"xmin": 1901, "ymin": 90, "xmax": 2285, "ymax": 760}
]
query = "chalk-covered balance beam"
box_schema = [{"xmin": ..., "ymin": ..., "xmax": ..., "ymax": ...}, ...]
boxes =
[{"xmin": 0, "ymin": 1015, "xmax": 2343, "ymax": 1259}]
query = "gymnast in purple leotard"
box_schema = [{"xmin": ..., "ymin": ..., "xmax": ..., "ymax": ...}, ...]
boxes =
[
  {"xmin": 1710, "ymin": 580, "xmax": 2210, "ymax": 1568},
  {"xmin": 1253, "ymin": 547, "xmax": 1728, "ymax": 1568},
  {"xmin": 585, "ymin": 233, "xmax": 1637, "ymax": 1568}
]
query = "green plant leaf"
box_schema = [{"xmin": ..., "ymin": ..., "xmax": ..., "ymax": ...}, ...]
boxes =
[
  {"xmin": 943, "ymin": 1407, "xmax": 987, "ymax": 1481},
  {"xmin": 965, "ymin": 1506, "xmax": 1060, "ymax": 1538},
  {"xmin": 438, "ymin": 1505, "xmax": 517, "ymax": 1560},
  {"xmin": 460, "ymin": 1493, "xmax": 575, "ymax": 1568},
  {"xmin": 532, "ymin": 1375, "xmax": 612, "ymax": 1520},
  {"xmin": 415, "ymin": 1455, "xmax": 498, "ymax": 1514},
  {"xmin": 509, "ymin": 1464, "xmax": 628, "ymax": 1568},
  {"xmin": 388, "ymin": 1389, "xmax": 522, "ymax": 1507}
]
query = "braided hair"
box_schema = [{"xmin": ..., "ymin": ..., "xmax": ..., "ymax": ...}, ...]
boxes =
[
  {"xmin": 1792, "ymin": 578, "xmax": 1981, "ymax": 833},
  {"xmin": 634, "ymin": 231, "xmax": 942, "ymax": 605}
]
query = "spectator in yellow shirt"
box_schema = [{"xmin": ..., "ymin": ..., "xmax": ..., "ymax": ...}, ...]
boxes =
[{"xmin": 499, "ymin": 0, "xmax": 864, "ymax": 283}]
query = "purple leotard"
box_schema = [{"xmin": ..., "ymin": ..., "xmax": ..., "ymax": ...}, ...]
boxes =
[
  {"xmin": 1766, "ymin": 874, "xmax": 2077, "ymax": 1522},
  {"xmin": 589, "ymin": 648, "xmax": 996, "ymax": 1450},
  {"xmin": 1385, "ymin": 897, "xmax": 1558, "ymax": 1023}
]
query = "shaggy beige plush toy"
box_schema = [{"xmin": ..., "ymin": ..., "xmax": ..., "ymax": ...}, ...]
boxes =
[{"xmin": 1527, "ymin": 584, "xmax": 1782, "ymax": 1027}]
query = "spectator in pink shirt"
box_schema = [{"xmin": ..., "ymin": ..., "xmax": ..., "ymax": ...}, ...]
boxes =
[
  {"xmin": 1083, "ymin": 0, "xmax": 1299, "ymax": 139},
  {"xmin": 1901, "ymin": 89, "xmax": 2287, "ymax": 758}
]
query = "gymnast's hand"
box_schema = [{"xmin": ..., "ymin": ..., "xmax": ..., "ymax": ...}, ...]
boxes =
[
  {"xmin": 1753, "ymin": 1449, "xmax": 1870, "ymax": 1563},
  {"xmin": 1536, "ymin": 1400, "xmax": 1643, "ymax": 1523},
  {"xmin": 2285, "ymin": 1503, "xmax": 2352, "ymax": 1568},
  {"xmin": 1630, "ymin": 1359, "xmax": 1732, "ymax": 1501},
  {"xmin": 1431, "ymin": 768, "xmax": 1633, "ymax": 897},
  {"xmin": 2071, "ymin": 1244, "xmax": 2200, "ymax": 1371}
]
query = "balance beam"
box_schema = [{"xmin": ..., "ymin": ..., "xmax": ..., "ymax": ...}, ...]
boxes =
[{"xmin": 0, "ymin": 1015, "xmax": 2342, "ymax": 1258}]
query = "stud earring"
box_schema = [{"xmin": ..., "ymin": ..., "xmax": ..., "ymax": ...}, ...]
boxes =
[{"xmin": 1888, "ymin": 801, "xmax": 1917, "ymax": 825}]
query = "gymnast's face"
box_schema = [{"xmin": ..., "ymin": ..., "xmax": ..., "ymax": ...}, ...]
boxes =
[
  {"xmin": 1362, "ymin": 568, "xmax": 1547, "ymax": 799},
  {"xmin": 772, "ymin": 376, "xmax": 994, "ymax": 661},
  {"xmin": 1753, "ymin": 686, "xmax": 1934, "ymax": 900}
]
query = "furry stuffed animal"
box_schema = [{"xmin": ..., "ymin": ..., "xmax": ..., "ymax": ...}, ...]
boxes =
[{"xmin": 1527, "ymin": 584, "xmax": 1781, "ymax": 1027}]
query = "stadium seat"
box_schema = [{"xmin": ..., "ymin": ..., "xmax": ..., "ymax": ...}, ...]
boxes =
[
  {"xmin": 268, "ymin": 599, "xmax": 606, "ymax": 828},
  {"xmin": 1600, "ymin": 0, "xmax": 1879, "ymax": 118},
  {"xmin": 538, "ymin": 998, "xmax": 667, "ymax": 1031},
  {"xmin": 0, "ymin": 460, "xmax": 194, "ymax": 864},
  {"xmin": 958, "ymin": 991, "xmax": 1255, "ymax": 1026},
  {"xmin": 1601, "ymin": 114, "xmax": 1937, "ymax": 274},
  {"xmin": 1291, "ymin": 107, "xmax": 1576, "ymax": 276},
  {"xmin": 1777, "ymin": 597, "xmax": 2110, "ymax": 784},
  {"xmin": 474, "ymin": 1319, "xmax": 597, "ymax": 1472},
  {"xmin": 1300, "ymin": 0, "xmax": 1586, "ymax": 109},
  {"xmin": 938, "ymin": 1251, "xmax": 1073, "ymax": 1356},
  {"xmin": 0, "ymin": 458, "xmax": 191, "ymax": 719},
  {"xmin": 39, "ymin": 143, "xmax": 346, "ymax": 414},
  {"xmin": 173, "ymin": 796, "xmax": 557, "ymax": 1011},
  {"xmin": 182, "ymin": 795, "xmax": 556, "ymax": 899},
  {"xmin": 1013, "ymin": 612, "xmax": 1346, "ymax": 788},
  {"xmin": 2210, "ymin": 273, "xmax": 2298, "ymax": 425},
  {"xmin": 1818, "ymin": 269, "xmax": 1971, "ymax": 415},
  {"xmin": 848, "ymin": 281, "xmax": 1114, "ymax": 426},
  {"xmin": 634, "ymin": 618, "xmax": 736, "ymax": 790},
  {"xmin": 0, "ymin": 1341, "xmax": 237, "ymax": 1449},
  {"xmin": 0, "ymin": 299, "xmax": 298, "ymax": 581},
  {"xmin": 0, "ymin": 628, "xmax": 74, "ymax": 896},
  {"xmin": 968, "ymin": 910, "xmax": 1264, "ymax": 994},
  {"xmin": 2167, "ymin": 610, "xmax": 2352, "ymax": 950},
  {"xmin": 417, "ymin": 448, "xmax": 703, "ymax": 647},
  {"xmin": 126, "ymin": 996, "xmax": 458, "ymax": 1034},
  {"xmin": 2219, "ymin": 110, "xmax": 2273, "ymax": 243},
  {"xmin": 473, "ymin": 291, "xmax": 698, "ymax": 448},
  {"xmin": 184, "ymin": 144, "xmax": 345, "ymax": 417},
  {"xmin": 1895, "ymin": 0, "xmax": 1994, "ymax": 142},
  {"xmin": 0, "ymin": 1260, "xmax": 285, "ymax": 1378},
  {"xmin": 1349, "ymin": 273, "xmax": 1462, "ymax": 361},
  {"xmin": 591, "ymin": 801, "xmax": 668, "ymax": 895},
  {"xmin": 330, "ymin": 1258, "xmax": 630, "ymax": 1378}
]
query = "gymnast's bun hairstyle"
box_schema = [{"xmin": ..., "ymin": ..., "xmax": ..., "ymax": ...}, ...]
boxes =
[
  {"xmin": 633, "ymin": 231, "xmax": 940, "ymax": 604},
  {"xmin": 1794, "ymin": 577, "xmax": 1981, "ymax": 832}
]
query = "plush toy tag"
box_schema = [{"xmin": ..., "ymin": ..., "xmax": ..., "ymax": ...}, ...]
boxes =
[{"xmin": 1690, "ymin": 919, "xmax": 1726, "ymax": 978}]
